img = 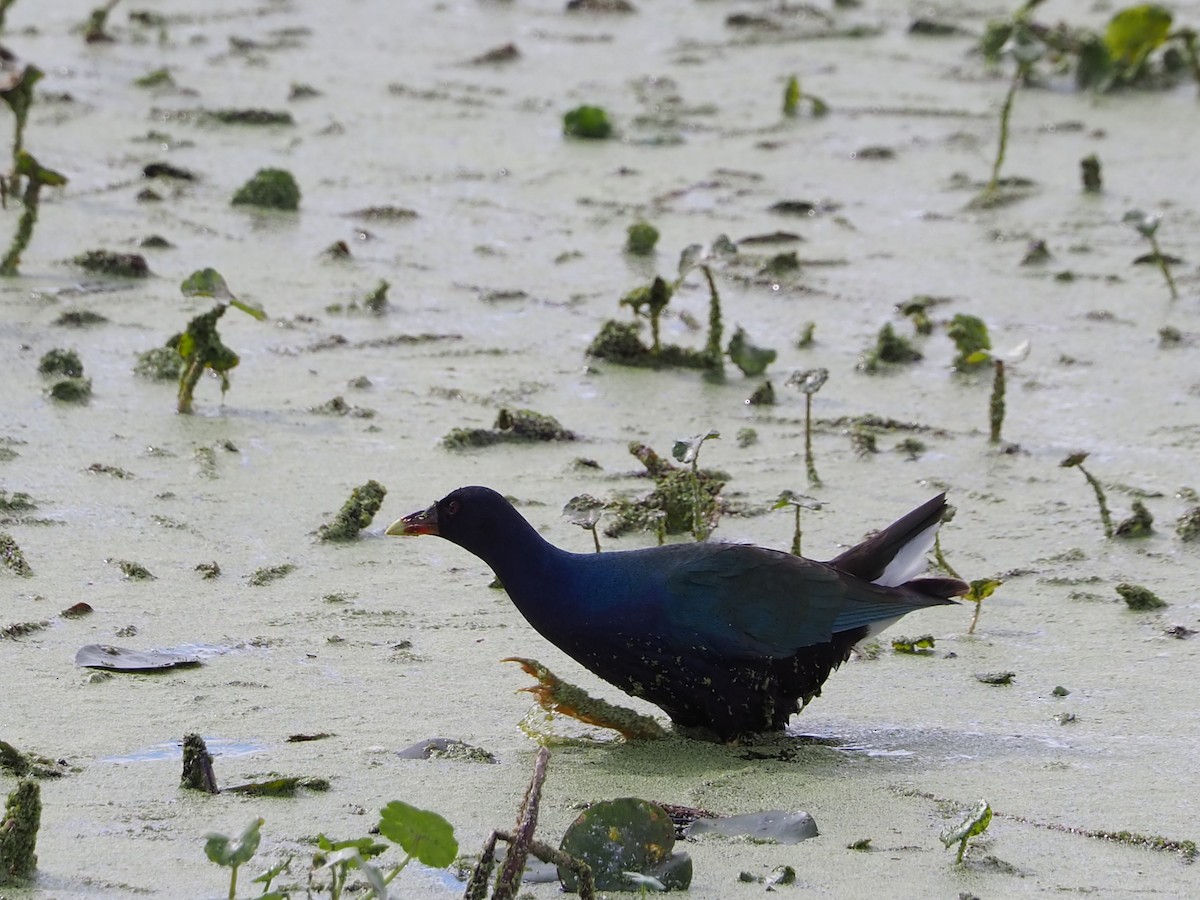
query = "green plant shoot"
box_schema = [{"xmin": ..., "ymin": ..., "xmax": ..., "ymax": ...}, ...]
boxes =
[
  {"xmin": 204, "ymin": 817, "xmax": 264, "ymax": 900},
  {"xmin": 672, "ymin": 429, "xmax": 720, "ymax": 541},
  {"xmin": 1061, "ymin": 452, "xmax": 1114, "ymax": 538},
  {"xmin": 941, "ymin": 800, "xmax": 993, "ymax": 864},
  {"xmin": 1123, "ymin": 209, "xmax": 1178, "ymax": 300},
  {"xmin": 965, "ymin": 578, "xmax": 1002, "ymax": 635}
]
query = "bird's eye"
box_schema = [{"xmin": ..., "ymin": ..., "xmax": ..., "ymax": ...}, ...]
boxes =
[{"xmin": 446, "ymin": 500, "xmax": 460, "ymax": 516}]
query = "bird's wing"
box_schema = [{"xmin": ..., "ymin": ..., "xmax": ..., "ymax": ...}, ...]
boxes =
[{"xmin": 661, "ymin": 544, "xmax": 850, "ymax": 658}]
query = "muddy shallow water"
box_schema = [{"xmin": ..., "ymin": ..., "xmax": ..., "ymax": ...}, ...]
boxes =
[{"xmin": 2, "ymin": 0, "xmax": 1199, "ymax": 896}]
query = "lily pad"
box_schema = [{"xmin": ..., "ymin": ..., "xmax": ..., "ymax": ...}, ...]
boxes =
[
  {"xmin": 74, "ymin": 644, "xmax": 201, "ymax": 672},
  {"xmin": 559, "ymin": 797, "xmax": 690, "ymax": 891}
]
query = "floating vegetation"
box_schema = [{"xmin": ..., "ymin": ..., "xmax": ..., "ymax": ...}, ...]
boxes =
[
  {"xmin": 195, "ymin": 561, "xmax": 220, "ymax": 579},
  {"xmin": 941, "ymin": 799, "xmax": 992, "ymax": 864},
  {"xmin": 787, "ymin": 367, "xmax": 828, "ymax": 486},
  {"xmin": 87, "ymin": 462, "xmax": 132, "ymax": 478},
  {"xmin": 559, "ymin": 798, "xmax": 691, "ymax": 892},
  {"xmin": 625, "ymin": 222, "xmax": 659, "ymax": 255},
  {"xmin": 0, "ymin": 779, "xmax": 40, "ymax": 884},
  {"xmin": 207, "ymin": 108, "xmax": 293, "ymax": 126},
  {"xmin": 344, "ymin": 205, "xmax": 418, "ymax": 221},
  {"xmin": 965, "ymin": 578, "xmax": 1002, "ymax": 634},
  {"xmin": 1116, "ymin": 582, "xmax": 1167, "ymax": 610},
  {"xmin": 976, "ymin": 671, "xmax": 1016, "ymax": 685},
  {"xmin": 180, "ymin": 733, "xmax": 218, "ymax": 793},
  {"xmin": 859, "ymin": 322, "xmax": 922, "ymax": 373},
  {"xmin": 0, "ymin": 492, "xmax": 35, "ymax": 514},
  {"xmin": 231, "ymin": 167, "xmax": 300, "ymax": 210},
  {"xmin": 248, "ymin": 563, "xmax": 295, "ymax": 586},
  {"xmin": 1115, "ymin": 499, "xmax": 1154, "ymax": 537},
  {"xmin": 133, "ymin": 345, "xmax": 182, "ymax": 381},
  {"xmin": 168, "ymin": 269, "xmax": 268, "ymax": 414},
  {"xmin": 563, "ymin": 104, "xmax": 613, "ymax": 139},
  {"xmin": 0, "ymin": 533, "xmax": 32, "ymax": 576},
  {"xmin": 54, "ymin": 309, "xmax": 107, "ymax": 327},
  {"xmin": 773, "ymin": 491, "xmax": 821, "ymax": 556},
  {"xmin": 37, "ymin": 349, "xmax": 82, "ymax": 378},
  {"xmin": 47, "ymin": 378, "xmax": 92, "ymax": 404},
  {"xmin": 1123, "ymin": 210, "xmax": 1178, "ymax": 300},
  {"xmin": 442, "ymin": 408, "xmax": 576, "ymax": 449},
  {"xmin": 1081, "ymin": 154, "xmax": 1102, "ymax": 191},
  {"xmin": 605, "ymin": 441, "xmax": 726, "ymax": 539},
  {"xmin": 746, "ymin": 380, "xmax": 774, "ymax": 405},
  {"xmin": 318, "ymin": 480, "xmax": 387, "ymax": 542},
  {"xmin": 563, "ymin": 494, "xmax": 606, "ymax": 553},
  {"xmin": 1, "ymin": 152, "xmax": 68, "ymax": 277},
  {"xmin": 1177, "ymin": 506, "xmax": 1200, "ymax": 542},
  {"xmin": 727, "ymin": 326, "xmax": 776, "ymax": 376},
  {"xmin": 506, "ymin": 657, "xmax": 667, "ymax": 740},
  {"xmin": 71, "ymin": 249, "xmax": 149, "ymax": 278},
  {"xmin": 111, "ymin": 559, "xmax": 154, "ymax": 580},
  {"xmin": 1060, "ymin": 452, "xmax": 1114, "ymax": 538},
  {"xmin": 781, "ymin": 73, "xmax": 829, "ymax": 117},
  {"xmin": 891, "ymin": 634, "xmax": 936, "ymax": 655},
  {"xmin": 947, "ymin": 314, "xmax": 992, "ymax": 372}
]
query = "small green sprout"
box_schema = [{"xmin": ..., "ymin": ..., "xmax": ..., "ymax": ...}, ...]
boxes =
[
  {"xmin": 941, "ymin": 799, "xmax": 992, "ymax": 864},
  {"xmin": 1115, "ymin": 499, "xmax": 1154, "ymax": 538},
  {"xmin": 1123, "ymin": 210, "xmax": 1178, "ymax": 300},
  {"xmin": 564, "ymin": 494, "xmax": 606, "ymax": 553},
  {"xmin": 231, "ymin": 168, "xmax": 300, "ymax": 210},
  {"xmin": 780, "ymin": 74, "xmax": 828, "ymax": 117},
  {"xmin": 1, "ymin": 151, "xmax": 68, "ymax": 277},
  {"xmin": 170, "ymin": 269, "xmax": 267, "ymax": 414},
  {"xmin": 786, "ymin": 367, "xmax": 828, "ymax": 486},
  {"xmin": 204, "ymin": 817, "xmax": 264, "ymax": 900},
  {"xmin": 673, "ymin": 429, "xmax": 721, "ymax": 541},
  {"xmin": 773, "ymin": 491, "xmax": 822, "ymax": 556},
  {"xmin": 981, "ymin": 13, "xmax": 1043, "ymax": 201},
  {"xmin": 1060, "ymin": 452, "xmax": 1114, "ymax": 538},
  {"xmin": 727, "ymin": 326, "xmax": 776, "ymax": 376},
  {"xmin": 626, "ymin": 222, "xmax": 659, "ymax": 255},
  {"xmin": 621, "ymin": 277, "xmax": 672, "ymax": 355},
  {"xmin": 946, "ymin": 314, "xmax": 992, "ymax": 372},
  {"xmin": 858, "ymin": 322, "xmax": 922, "ymax": 373},
  {"xmin": 563, "ymin": 105, "xmax": 613, "ymax": 139},
  {"xmin": 965, "ymin": 578, "xmax": 1002, "ymax": 634}
]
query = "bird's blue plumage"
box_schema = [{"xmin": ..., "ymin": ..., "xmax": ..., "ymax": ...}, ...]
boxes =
[{"xmin": 391, "ymin": 486, "xmax": 965, "ymax": 740}]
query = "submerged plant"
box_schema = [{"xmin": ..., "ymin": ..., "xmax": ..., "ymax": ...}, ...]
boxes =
[
  {"xmin": 168, "ymin": 269, "xmax": 267, "ymax": 414},
  {"xmin": 1061, "ymin": 452, "xmax": 1114, "ymax": 538},
  {"xmin": 1123, "ymin": 209, "xmax": 1178, "ymax": 300},
  {"xmin": 773, "ymin": 491, "xmax": 822, "ymax": 556},
  {"xmin": 673, "ymin": 429, "xmax": 721, "ymax": 541},
  {"xmin": 1, "ymin": 152, "xmax": 68, "ymax": 277},
  {"xmin": 787, "ymin": 367, "xmax": 829, "ymax": 486},
  {"xmin": 965, "ymin": 578, "xmax": 1002, "ymax": 635},
  {"xmin": 941, "ymin": 799, "xmax": 992, "ymax": 864},
  {"xmin": 0, "ymin": 779, "xmax": 40, "ymax": 884}
]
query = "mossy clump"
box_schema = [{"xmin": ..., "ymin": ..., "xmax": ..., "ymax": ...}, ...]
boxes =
[
  {"xmin": 54, "ymin": 310, "xmax": 108, "ymax": 327},
  {"xmin": 318, "ymin": 480, "xmax": 388, "ymax": 542},
  {"xmin": 746, "ymin": 381, "xmax": 775, "ymax": 406},
  {"xmin": 1116, "ymin": 582, "xmax": 1167, "ymax": 610},
  {"xmin": 248, "ymin": 563, "xmax": 296, "ymax": 586},
  {"xmin": 0, "ymin": 492, "xmax": 36, "ymax": 514},
  {"xmin": 727, "ymin": 326, "xmax": 776, "ymax": 376},
  {"xmin": 442, "ymin": 408, "xmax": 576, "ymax": 449},
  {"xmin": 1176, "ymin": 506, "xmax": 1200, "ymax": 542},
  {"xmin": 207, "ymin": 108, "xmax": 294, "ymax": 126},
  {"xmin": 1, "ymin": 533, "xmax": 32, "ymax": 576},
  {"xmin": 947, "ymin": 314, "xmax": 992, "ymax": 371},
  {"xmin": 231, "ymin": 168, "xmax": 300, "ymax": 211},
  {"xmin": 563, "ymin": 105, "xmax": 613, "ymax": 139},
  {"xmin": 859, "ymin": 322, "xmax": 923, "ymax": 373},
  {"xmin": 47, "ymin": 377, "xmax": 92, "ymax": 403},
  {"xmin": 38, "ymin": 349, "xmax": 83, "ymax": 378},
  {"xmin": 0, "ymin": 779, "xmax": 40, "ymax": 884},
  {"xmin": 604, "ymin": 442, "xmax": 726, "ymax": 538},
  {"xmin": 72, "ymin": 250, "xmax": 150, "ymax": 278},
  {"xmin": 180, "ymin": 733, "xmax": 218, "ymax": 793},
  {"xmin": 1115, "ymin": 499, "xmax": 1154, "ymax": 538},
  {"xmin": 891, "ymin": 634, "xmax": 935, "ymax": 655},
  {"xmin": 134, "ymin": 345, "xmax": 184, "ymax": 381},
  {"xmin": 114, "ymin": 559, "xmax": 155, "ymax": 580},
  {"xmin": 626, "ymin": 222, "xmax": 660, "ymax": 255}
]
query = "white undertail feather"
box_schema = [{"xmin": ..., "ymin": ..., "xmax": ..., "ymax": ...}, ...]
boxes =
[{"xmin": 872, "ymin": 522, "xmax": 940, "ymax": 588}]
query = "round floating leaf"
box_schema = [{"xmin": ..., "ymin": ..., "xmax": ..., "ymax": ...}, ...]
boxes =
[
  {"xmin": 378, "ymin": 800, "xmax": 457, "ymax": 868},
  {"xmin": 558, "ymin": 797, "xmax": 676, "ymax": 891}
]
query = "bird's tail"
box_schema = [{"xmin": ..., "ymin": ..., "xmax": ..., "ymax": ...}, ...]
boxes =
[{"xmin": 826, "ymin": 493, "xmax": 967, "ymax": 598}]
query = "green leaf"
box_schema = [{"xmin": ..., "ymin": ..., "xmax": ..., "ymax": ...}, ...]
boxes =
[
  {"xmin": 672, "ymin": 429, "xmax": 720, "ymax": 465},
  {"xmin": 377, "ymin": 801, "xmax": 457, "ymax": 868},
  {"xmin": 783, "ymin": 75, "xmax": 800, "ymax": 116},
  {"xmin": 940, "ymin": 799, "xmax": 993, "ymax": 863},
  {"xmin": 204, "ymin": 817, "xmax": 264, "ymax": 868},
  {"xmin": 181, "ymin": 268, "xmax": 233, "ymax": 301},
  {"xmin": 1105, "ymin": 4, "xmax": 1172, "ymax": 66},
  {"xmin": 965, "ymin": 578, "xmax": 1002, "ymax": 603}
]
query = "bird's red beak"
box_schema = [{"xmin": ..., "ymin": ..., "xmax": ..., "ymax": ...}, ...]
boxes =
[{"xmin": 385, "ymin": 503, "xmax": 439, "ymax": 536}]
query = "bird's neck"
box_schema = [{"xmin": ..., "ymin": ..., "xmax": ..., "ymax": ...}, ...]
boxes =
[{"xmin": 459, "ymin": 516, "xmax": 574, "ymax": 615}]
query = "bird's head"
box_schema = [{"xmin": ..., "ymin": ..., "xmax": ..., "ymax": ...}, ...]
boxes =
[{"xmin": 386, "ymin": 485, "xmax": 516, "ymax": 557}]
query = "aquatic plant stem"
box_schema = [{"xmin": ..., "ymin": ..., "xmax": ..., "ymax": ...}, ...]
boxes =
[
  {"xmin": 700, "ymin": 265, "xmax": 724, "ymax": 375},
  {"xmin": 985, "ymin": 62, "xmax": 1030, "ymax": 197},
  {"xmin": 933, "ymin": 533, "xmax": 961, "ymax": 580},
  {"xmin": 1146, "ymin": 231, "xmax": 1179, "ymax": 300},
  {"xmin": 989, "ymin": 358, "xmax": 1006, "ymax": 443},
  {"xmin": 791, "ymin": 506, "xmax": 802, "ymax": 556},
  {"xmin": 1077, "ymin": 463, "xmax": 1114, "ymax": 538},
  {"xmin": 804, "ymin": 392, "xmax": 821, "ymax": 486}
]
